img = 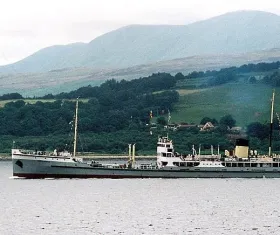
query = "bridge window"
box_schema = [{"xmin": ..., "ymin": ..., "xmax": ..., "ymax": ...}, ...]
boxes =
[
  {"xmin": 157, "ymin": 144, "xmax": 165, "ymax": 147},
  {"xmin": 187, "ymin": 162, "xmax": 194, "ymax": 167}
]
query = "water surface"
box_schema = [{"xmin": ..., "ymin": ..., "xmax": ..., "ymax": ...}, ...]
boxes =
[{"xmin": 1, "ymin": 161, "xmax": 280, "ymax": 234}]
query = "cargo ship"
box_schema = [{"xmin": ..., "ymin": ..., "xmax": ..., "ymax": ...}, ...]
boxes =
[
  {"xmin": 12, "ymin": 92, "xmax": 280, "ymax": 178},
  {"xmin": 12, "ymin": 134, "xmax": 280, "ymax": 179}
]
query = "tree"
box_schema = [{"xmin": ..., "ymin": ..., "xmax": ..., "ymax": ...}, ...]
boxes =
[
  {"xmin": 200, "ymin": 117, "xmax": 213, "ymax": 125},
  {"xmin": 175, "ymin": 72, "xmax": 185, "ymax": 80},
  {"xmin": 248, "ymin": 76, "xmax": 257, "ymax": 84},
  {"xmin": 214, "ymin": 125, "xmax": 228, "ymax": 134},
  {"xmin": 42, "ymin": 93, "xmax": 54, "ymax": 99},
  {"xmin": 211, "ymin": 118, "xmax": 218, "ymax": 125},
  {"xmin": 262, "ymin": 72, "xmax": 280, "ymax": 87},
  {"xmin": 0, "ymin": 92, "xmax": 23, "ymax": 100},
  {"xmin": 200, "ymin": 117, "xmax": 218, "ymax": 125},
  {"xmin": 157, "ymin": 117, "xmax": 167, "ymax": 126},
  {"xmin": 219, "ymin": 115, "xmax": 236, "ymax": 128},
  {"xmin": 247, "ymin": 122, "xmax": 269, "ymax": 140}
]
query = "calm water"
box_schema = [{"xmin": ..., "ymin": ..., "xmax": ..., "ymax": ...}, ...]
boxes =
[{"xmin": 1, "ymin": 161, "xmax": 280, "ymax": 235}]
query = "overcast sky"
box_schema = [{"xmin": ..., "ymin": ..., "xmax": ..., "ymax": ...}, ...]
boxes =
[{"xmin": 0, "ymin": 0, "xmax": 280, "ymax": 65}]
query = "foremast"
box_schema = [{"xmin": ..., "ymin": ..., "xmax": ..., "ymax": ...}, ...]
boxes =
[
  {"xmin": 269, "ymin": 90, "xmax": 275, "ymax": 156},
  {"xmin": 73, "ymin": 98, "xmax": 79, "ymax": 158}
]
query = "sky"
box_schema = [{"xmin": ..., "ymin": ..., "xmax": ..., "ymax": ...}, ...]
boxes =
[{"xmin": 0, "ymin": 0, "xmax": 280, "ymax": 65}]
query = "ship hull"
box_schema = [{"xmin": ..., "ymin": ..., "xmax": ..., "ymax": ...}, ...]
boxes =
[{"xmin": 13, "ymin": 159, "xmax": 280, "ymax": 179}]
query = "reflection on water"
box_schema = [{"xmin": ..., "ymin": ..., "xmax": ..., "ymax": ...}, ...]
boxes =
[{"xmin": 1, "ymin": 161, "xmax": 280, "ymax": 234}]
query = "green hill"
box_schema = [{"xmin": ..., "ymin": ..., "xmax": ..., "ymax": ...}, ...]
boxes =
[
  {"xmin": 1, "ymin": 64, "xmax": 280, "ymax": 154},
  {"xmin": 172, "ymin": 84, "xmax": 275, "ymax": 127}
]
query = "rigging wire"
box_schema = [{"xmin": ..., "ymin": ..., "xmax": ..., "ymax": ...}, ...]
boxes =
[{"xmin": 276, "ymin": 112, "xmax": 280, "ymax": 135}]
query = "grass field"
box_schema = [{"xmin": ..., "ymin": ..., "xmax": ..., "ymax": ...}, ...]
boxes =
[
  {"xmin": 176, "ymin": 89, "xmax": 208, "ymax": 96},
  {"xmin": 171, "ymin": 83, "xmax": 279, "ymax": 127}
]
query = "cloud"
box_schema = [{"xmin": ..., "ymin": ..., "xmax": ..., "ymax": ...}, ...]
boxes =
[
  {"xmin": 0, "ymin": 0, "xmax": 280, "ymax": 65},
  {"xmin": 0, "ymin": 30, "xmax": 35, "ymax": 38}
]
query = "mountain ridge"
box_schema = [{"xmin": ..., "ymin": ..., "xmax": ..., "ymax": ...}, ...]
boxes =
[
  {"xmin": 1, "ymin": 10, "xmax": 280, "ymax": 74},
  {"xmin": 1, "ymin": 47, "xmax": 280, "ymax": 97}
]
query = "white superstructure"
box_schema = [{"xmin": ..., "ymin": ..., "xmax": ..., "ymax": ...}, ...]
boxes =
[
  {"xmin": 12, "ymin": 149, "xmax": 82, "ymax": 163},
  {"xmin": 156, "ymin": 136, "xmax": 222, "ymax": 168}
]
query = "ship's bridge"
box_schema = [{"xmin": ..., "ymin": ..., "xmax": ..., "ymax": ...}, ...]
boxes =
[{"xmin": 157, "ymin": 137, "xmax": 174, "ymax": 157}]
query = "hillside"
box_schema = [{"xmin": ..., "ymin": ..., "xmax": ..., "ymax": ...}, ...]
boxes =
[
  {"xmin": 1, "ymin": 65, "xmax": 280, "ymax": 154},
  {"xmin": 1, "ymin": 48, "xmax": 280, "ymax": 97},
  {"xmin": 1, "ymin": 10, "xmax": 280, "ymax": 73},
  {"xmin": 172, "ymin": 84, "xmax": 276, "ymax": 127}
]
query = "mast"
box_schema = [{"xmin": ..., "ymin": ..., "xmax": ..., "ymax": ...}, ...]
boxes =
[
  {"xmin": 167, "ymin": 109, "xmax": 171, "ymax": 139},
  {"xmin": 73, "ymin": 98, "xmax": 79, "ymax": 158},
  {"xmin": 269, "ymin": 90, "xmax": 275, "ymax": 156},
  {"xmin": 132, "ymin": 144, "xmax": 136, "ymax": 164},
  {"xmin": 128, "ymin": 144, "xmax": 132, "ymax": 161}
]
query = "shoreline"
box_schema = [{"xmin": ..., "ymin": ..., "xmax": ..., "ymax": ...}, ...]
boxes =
[
  {"xmin": 0, "ymin": 155, "xmax": 156, "ymax": 161},
  {"xmin": 0, "ymin": 157, "xmax": 11, "ymax": 161}
]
